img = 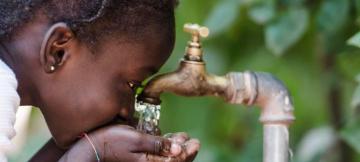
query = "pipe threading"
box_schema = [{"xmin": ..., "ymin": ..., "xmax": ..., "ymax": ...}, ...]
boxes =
[{"xmin": 227, "ymin": 72, "xmax": 295, "ymax": 125}]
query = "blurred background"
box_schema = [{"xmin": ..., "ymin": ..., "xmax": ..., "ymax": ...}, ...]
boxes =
[{"xmin": 8, "ymin": 0, "xmax": 360, "ymax": 161}]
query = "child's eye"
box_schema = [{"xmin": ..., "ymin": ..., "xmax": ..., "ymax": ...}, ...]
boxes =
[{"xmin": 127, "ymin": 81, "xmax": 143, "ymax": 93}]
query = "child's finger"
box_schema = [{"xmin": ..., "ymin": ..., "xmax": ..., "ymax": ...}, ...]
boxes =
[
  {"xmin": 184, "ymin": 138, "xmax": 200, "ymax": 156},
  {"xmin": 137, "ymin": 153, "xmax": 181, "ymax": 162},
  {"xmin": 166, "ymin": 132, "xmax": 190, "ymax": 144},
  {"xmin": 135, "ymin": 133, "xmax": 182, "ymax": 157},
  {"xmin": 176, "ymin": 138, "xmax": 200, "ymax": 161}
]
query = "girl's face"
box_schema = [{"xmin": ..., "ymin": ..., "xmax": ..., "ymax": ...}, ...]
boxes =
[{"xmin": 15, "ymin": 21, "xmax": 175, "ymax": 147}]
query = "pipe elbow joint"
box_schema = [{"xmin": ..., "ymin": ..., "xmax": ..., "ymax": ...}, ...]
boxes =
[{"xmin": 227, "ymin": 72, "xmax": 295, "ymax": 125}]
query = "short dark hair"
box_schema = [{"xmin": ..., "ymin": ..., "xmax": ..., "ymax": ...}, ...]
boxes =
[{"xmin": 0, "ymin": 0, "xmax": 177, "ymax": 46}]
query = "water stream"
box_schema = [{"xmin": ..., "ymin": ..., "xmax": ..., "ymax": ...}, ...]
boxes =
[{"xmin": 135, "ymin": 99, "xmax": 161, "ymax": 135}]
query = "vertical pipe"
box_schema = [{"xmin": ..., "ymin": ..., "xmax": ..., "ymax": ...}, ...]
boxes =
[
  {"xmin": 227, "ymin": 72, "xmax": 293, "ymax": 162},
  {"xmin": 263, "ymin": 124, "xmax": 289, "ymax": 162}
]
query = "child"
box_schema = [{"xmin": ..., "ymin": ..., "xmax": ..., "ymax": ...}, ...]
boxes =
[{"xmin": 0, "ymin": 0, "xmax": 200, "ymax": 161}]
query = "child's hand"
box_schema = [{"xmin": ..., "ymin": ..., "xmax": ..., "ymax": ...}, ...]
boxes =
[
  {"xmin": 122, "ymin": 132, "xmax": 200, "ymax": 162},
  {"xmin": 159, "ymin": 132, "xmax": 200, "ymax": 162},
  {"xmin": 59, "ymin": 125, "xmax": 200, "ymax": 162}
]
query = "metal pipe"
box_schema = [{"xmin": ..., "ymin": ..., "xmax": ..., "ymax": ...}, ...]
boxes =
[
  {"xmin": 264, "ymin": 124, "xmax": 289, "ymax": 162},
  {"xmin": 136, "ymin": 24, "xmax": 295, "ymax": 162},
  {"xmin": 227, "ymin": 72, "xmax": 294, "ymax": 162}
]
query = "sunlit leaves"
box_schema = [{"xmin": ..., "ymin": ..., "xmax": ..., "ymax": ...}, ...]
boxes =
[
  {"xmin": 265, "ymin": 8, "xmax": 309, "ymax": 56},
  {"xmin": 347, "ymin": 32, "xmax": 360, "ymax": 48},
  {"xmin": 316, "ymin": 0, "xmax": 349, "ymax": 34},
  {"xmin": 204, "ymin": 0, "xmax": 240, "ymax": 36},
  {"xmin": 248, "ymin": 0, "xmax": 275, "ymax": 25}
]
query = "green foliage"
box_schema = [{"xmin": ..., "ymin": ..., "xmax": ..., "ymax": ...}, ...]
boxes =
[
  {"xmin": 248, "ymin": 0, "xmax": 275, "ymax": 25},
  {"xmin": 295, "ymin": 127, "xmax": 336, "ymax": 162},
  {"xmin": 341, "ymin": 118, "xmax": 360, "ymax": 153},
  {"xmin": 351, "ymin": 75, "xmax": 360, "ymax": 109},
  {"xmin": 317, "ymin": 0, "xmax": 350, "ymax": 53},
  {"xmin": 204, "ymin": 0, "xmax": 241, "ymax": 37},
  {"xmin": 316, "ymin": 0, "xmax": 349, "ymax": 35},
  {"xmin": 347, "ymin": 32, "xmax": 360, "ymax": 48},
  {"xmin": 265, "ymin": 7, "xmax": 309, "ymax": 55}
]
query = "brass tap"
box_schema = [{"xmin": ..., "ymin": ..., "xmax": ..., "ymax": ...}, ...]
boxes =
[
  {"xmin": 137, "ymin": 24, "xmax": 230, "ymax": 104},
  {"xmin": 137, "ymin": 23, "xmax": 294, "ymax": 133},
  {"xmin": 137, "ymin": 23, "xmax": 295, "ymax": 162},
  {"xmin": 183, "ymin": 24, "xmax": 209, "ymax": 62}
]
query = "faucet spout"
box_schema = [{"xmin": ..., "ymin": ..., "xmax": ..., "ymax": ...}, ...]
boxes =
[
  {"xmin": 138, "ymin": 70, "xmax": 295, "ymax": 162},
  {"xmin": 139, "ymin": 69, "xmax": 295, "ymax": 125}
]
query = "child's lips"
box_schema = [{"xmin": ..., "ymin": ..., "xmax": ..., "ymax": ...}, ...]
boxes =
[
  {"xmin": 94, "ymin": 115, "xmax": 129, "ymax": 131},
  {"xmin": 90, "ymin": 108, "xmax": 136, "ymax": 133}
]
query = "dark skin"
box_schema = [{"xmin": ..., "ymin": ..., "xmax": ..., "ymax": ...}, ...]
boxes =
[{"xmin": 0, "ymin": 11, "xmax": 199, "ymax": 161}]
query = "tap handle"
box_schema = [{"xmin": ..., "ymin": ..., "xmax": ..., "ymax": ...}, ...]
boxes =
[
  {"xmin": 184, "ymin": 24, "xmax": 209, "ymax": 38},
  {"xmin": 183, "ymin": 23, "xmax": 209, "ymax": 62}
]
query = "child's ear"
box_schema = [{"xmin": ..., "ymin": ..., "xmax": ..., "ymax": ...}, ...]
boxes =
[{"xmin": 40, "ymin": 22, "xmax": 74, "ymax": 73}]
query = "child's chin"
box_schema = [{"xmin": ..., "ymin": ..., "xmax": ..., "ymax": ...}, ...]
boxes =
[{"xmin": 53, "ymin": 133, "xmax": 77, "ymax": 149}]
